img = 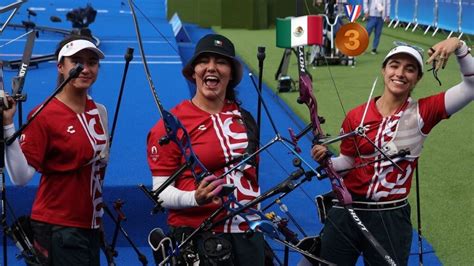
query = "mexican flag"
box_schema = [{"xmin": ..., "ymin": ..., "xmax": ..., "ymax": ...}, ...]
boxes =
[{"xmin": 276, "ymin": 15, "xmax": 323, "ymax": 48}]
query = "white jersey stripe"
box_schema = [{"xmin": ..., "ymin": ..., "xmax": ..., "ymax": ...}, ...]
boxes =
[{"xmin": 211, "ymin": 114, "xmax": 230, "ymax": 163}]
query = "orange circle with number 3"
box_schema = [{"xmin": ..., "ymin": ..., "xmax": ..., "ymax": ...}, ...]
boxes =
[{"xmin": 335, "ymin": 22, "xmax": 369, "ymax": 56}]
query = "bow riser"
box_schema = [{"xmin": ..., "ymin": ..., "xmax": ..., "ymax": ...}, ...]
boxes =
[{"xmin": 296, "ymin": 46, "xmax": 354, "ymax": 206}]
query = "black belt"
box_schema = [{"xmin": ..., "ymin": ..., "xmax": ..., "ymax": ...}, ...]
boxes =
[{"xmin": 332, "ymin": 198, "xmax": 408, "ymax": 211}]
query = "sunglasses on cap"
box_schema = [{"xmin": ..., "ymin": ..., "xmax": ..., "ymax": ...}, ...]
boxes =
[
  {"xmin": 393, "ymin": 41, "xmax": 443, "ymax": 86},
  {"xmin": 393, "ymin": 41, "xmax": 425, "ymax": 55}
]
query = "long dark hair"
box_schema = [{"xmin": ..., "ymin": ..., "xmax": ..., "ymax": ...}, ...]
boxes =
[{"xmin": 225, "ymin": 87, "xmax": 238, "ymax": 103}]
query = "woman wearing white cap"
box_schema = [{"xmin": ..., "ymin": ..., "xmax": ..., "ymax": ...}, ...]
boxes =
[
  {"xmin": 311, "ymin": 37, "xmax": 473, "ymax": 265},
  {"xmin": 3, "ymin": 35, "xmax": 107, "ymax": 265},
  {"xmin": 147, "ymin": 34, "xmax": 265, "ymax": 265}
]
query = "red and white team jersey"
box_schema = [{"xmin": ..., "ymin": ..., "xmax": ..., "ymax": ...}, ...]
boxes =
[
  {"xmin": 147, "ymin": 100, "xmax": 260, "ymax": 233},
  {"xmin": 340, "ymin": 93, "xmax": 448, "ymax": 201},
  {"xmin": 21, "ymin": 96, "xmax": 108, "ymax": 229}
]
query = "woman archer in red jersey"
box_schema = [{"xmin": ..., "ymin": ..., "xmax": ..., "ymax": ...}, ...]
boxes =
[
  {"xmin": 3, "ymin": 35, "xmax": 108, "ymax": 266},
  {"xmin": 146, "ymin": 34, "xmax": 265, "ymax": 266},
  {"xmin": 311, "ymin": 37, "xmax": 473, "ymax": 265}
]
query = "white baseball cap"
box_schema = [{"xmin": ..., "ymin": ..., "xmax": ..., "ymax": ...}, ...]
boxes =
[
  {"xmin": 383, "ymin": 45, "xmax": 424, "ymax": 72},
  {"xmin": 57, "ymin": 39, "xmax": 105, "ymax": 62}
]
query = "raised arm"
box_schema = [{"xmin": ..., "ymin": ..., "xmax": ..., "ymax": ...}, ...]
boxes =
[{"xmin": 427, "ymin": 38, "xmax": 474, "ymax": 115}]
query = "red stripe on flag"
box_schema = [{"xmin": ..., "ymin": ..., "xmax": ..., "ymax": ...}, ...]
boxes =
[
  {"xmin": 353, "ymin": 6, "xmax": 362, "ymax": 21},
  {"xmin": 307, "ymin": 15, "xmax": 323, "ymax": 46}
]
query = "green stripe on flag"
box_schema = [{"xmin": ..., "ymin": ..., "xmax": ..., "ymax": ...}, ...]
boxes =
[{"xmin": 276, "ymin": 18, "xmax": 291, "ymax": 48}]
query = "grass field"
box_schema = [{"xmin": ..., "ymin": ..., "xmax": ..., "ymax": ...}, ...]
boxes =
[{"xmin": 214, "ymin": 24, "xmax": 474, "ymax": 265}]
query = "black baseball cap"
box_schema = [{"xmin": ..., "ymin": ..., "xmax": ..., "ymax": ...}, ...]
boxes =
[{"xmin": 182, "ymin": 34, "xmax": 243, "ymax": 89}]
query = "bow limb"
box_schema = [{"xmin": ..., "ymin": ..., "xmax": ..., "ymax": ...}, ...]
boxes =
[
  {"xmin": 12, "ymin": 30, "xmax": 36, "ymax": 126},
  {"xmin": 11, "ymin": 30, "xmax": 35, "ymax": 98},
  {"xmin": 127, "ymin": 0, "xmax": 209, "ymax": 181},
  {"xmin": 126, "ymin": 0, "xmax": 166, "ymax": 118},
  {"xmin": 295, "ymin": 45, "xmax": 396, "ymax": 266},
  {"xmin": 296, "ymin": 46, "xmax": 353, "ymax": 205}
]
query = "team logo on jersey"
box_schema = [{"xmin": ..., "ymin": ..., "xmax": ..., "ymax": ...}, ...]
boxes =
[
  {"xmin": 67, "ymin": 125, "xmax": 76, "ymax": 134},
  {"xmin": 150, "ymin": 145, "xmax": 159, "ymax": 161}
]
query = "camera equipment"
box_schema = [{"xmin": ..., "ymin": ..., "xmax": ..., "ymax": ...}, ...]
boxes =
[{"xmin": 66, "ymin": 4, "xmax": 96, "ymax": 37}]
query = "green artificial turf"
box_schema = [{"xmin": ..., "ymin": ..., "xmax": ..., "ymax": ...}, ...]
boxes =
[{"xmin": 214, "ymin": 24, "xmax": 474, "ymax": 265}]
